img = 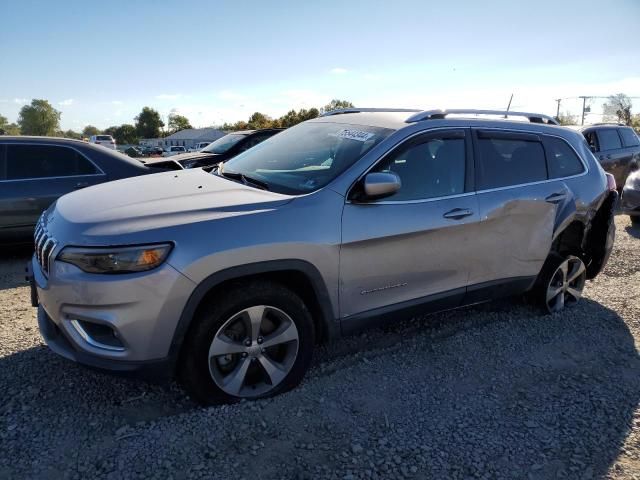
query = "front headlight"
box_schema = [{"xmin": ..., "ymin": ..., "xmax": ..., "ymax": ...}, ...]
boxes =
[{"xmin": 57, "ymin": 243, "xmax": 172, "ymax": 274}]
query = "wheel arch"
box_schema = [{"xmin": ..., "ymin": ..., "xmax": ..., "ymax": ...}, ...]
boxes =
[{"xmin": 167, "ymin": 260, "xmax": 338, "ymax": 374}]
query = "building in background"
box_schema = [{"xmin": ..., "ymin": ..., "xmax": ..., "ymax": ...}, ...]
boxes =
[{"xmin": 141, "ymin": 127, "xmax": 225, "ymax": 149}]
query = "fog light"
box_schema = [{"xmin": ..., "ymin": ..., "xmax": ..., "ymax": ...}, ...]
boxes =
[{"xmin": 68, "ymin": 319, "xmax": 125, "ymax": 352}]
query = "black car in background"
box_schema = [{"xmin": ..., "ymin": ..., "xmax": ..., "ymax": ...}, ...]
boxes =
[
  {"xmin": 0, "ymin": 137, "xmax": 158, "ymax": 243},
  {"xmin": 575, "ymin": 124, "xmax": 640, "ymax": 224},
  {"xmin": 143, "ymin": 128, "xmax": 284, "ymax": 171}
]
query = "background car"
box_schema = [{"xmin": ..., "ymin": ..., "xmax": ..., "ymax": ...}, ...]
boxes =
[
  {"xmin": 573, "ymin": 124, "xmax": 640, "ymax": 223},
  {"xmin": 0, "ymin": 136, "xmax": 156, "ymax": 243},
  {"xmin": 88, "ymin": 134, "xmax": 116, "ymax": 150},
  {"xmin": 145, "ymin": 128, "xmax": 284, "ymax": 171},
  {"xmin": 188, "ymin": 142, "xmax": 211, "ymax": 152},
  {"xmin": 125, "ymin": 146, "xmax": 143, "ymax": 158},
  {"xmin": 162, "ymin": 146, "xmax": 187, "ymax": 157}
]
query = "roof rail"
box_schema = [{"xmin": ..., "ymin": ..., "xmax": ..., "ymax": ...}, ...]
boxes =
[
  {"xmin": 592, "ymin": 122, "xmax": 625, "ymax": 126},
  {"xmin": 406, "ymin": 109, "xmax": 560, "ymax": 125},
  {"xmin": 320, "ymin": 107, "xmax": 421, "ymax": 117}
]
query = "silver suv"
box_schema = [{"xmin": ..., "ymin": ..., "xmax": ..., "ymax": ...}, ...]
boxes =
[{"xmin": 29, "ymin": 108, "xmax": 618, "ymax": 404}]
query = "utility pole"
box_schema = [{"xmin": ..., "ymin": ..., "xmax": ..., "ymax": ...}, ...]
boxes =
[
  {"xmin": 579, "ymin": 96, "xmax": 590, "ymax": 126},
  {"xmin": 555, "ymin": 98, "xmax": 561, "ymax": 119}
]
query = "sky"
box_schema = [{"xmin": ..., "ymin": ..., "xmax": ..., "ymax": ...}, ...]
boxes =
[{"xmin": 1, "ymin": 0, "xmax": 639, "ymax": 130}]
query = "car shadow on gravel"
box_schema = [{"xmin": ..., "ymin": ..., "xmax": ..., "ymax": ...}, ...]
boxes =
[
  {"xmin": 2, "ymin": 295, "xmax": 639, "ymax": 479},
  {"xmin": 0, "ymin": 245, "xmax": 33, "ymax": 291},
  {"xmin": 625, "ymin": 223, "xmax": 640, "ymax": 239}
]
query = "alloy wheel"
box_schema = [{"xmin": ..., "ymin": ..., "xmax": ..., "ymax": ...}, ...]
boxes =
[
  {"xmin": 208, "ymin": 305, "xmax": 299, "ymax": 397},
  {"xmin": 545, "ymin": 256, "xmax": 586, "ymax": 313}
]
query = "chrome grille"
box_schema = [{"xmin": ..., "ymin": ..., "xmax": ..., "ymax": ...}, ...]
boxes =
[{"xmin": 34, "ymin": 218, "xmax": 57, "ymax": 276}]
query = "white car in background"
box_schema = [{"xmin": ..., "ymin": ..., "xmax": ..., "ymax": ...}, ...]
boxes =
[
  {"xmin": 162, "ymin": 146, "xmax": 187, "ymax": 157},
  {"xmin": 89, "ymin": 134, "xmax": 116, "ymax": 150},
  {"xmin": 188, "ymin": 142, "xmax": 211, "ymax": 152}
]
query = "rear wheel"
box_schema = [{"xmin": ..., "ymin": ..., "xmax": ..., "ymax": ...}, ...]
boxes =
[
  {"xmin": 179, "ymin": 281, "xmax": 315, "ymax": 405},
  {"xmin": 533, "ymin": 254, "xmax": 587, "ymax": 314}
]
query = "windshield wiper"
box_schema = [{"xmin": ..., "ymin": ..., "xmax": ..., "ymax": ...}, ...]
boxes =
[{"xmin": 218, "ymin": 170, "xmax": 270, "ymax": 191}]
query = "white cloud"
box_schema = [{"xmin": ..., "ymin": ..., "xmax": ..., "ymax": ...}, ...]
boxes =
[
  {"xmin": 156, "ymin": 93, "xmax": 182, "ymax": 100},
  {"xmin": 13, "ymin": 98, "xmax": 28, "ymax": 104},
  {"xmin": 217, "ymin": 90, "xmax": 247, "ymax": 102},
  {"xmin": 58, "ymin": 98, "xmax": 74, "ymax": 106},
  {"xmin": 330, "ymin": 67, "xmax": 348, "ymax": 74}
]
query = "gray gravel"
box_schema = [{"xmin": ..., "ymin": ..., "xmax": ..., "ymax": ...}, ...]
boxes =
[{"xmin": 1, "ymin": 216, "xmax": 640, "ymax": 480}]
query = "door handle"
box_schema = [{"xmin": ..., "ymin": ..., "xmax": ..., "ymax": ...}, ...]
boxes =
[
  {"xmin": 545, "ymin": 192, "xmax": 567, "ymax": 203},
  {"xmin": 442, "ymin": 208, "xmax": 473, "ymax": 220},
  {"xmin": 74, "ymin": 182, "xmax": 90, "ymax": 189}
]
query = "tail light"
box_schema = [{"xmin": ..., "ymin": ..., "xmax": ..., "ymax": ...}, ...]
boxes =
[{"xmin": 605, "ymin": 173, "xmax": 617, "ymax": 191}]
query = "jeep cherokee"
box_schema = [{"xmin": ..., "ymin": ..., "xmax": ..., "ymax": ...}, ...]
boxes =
[{"xmin": 29, "ymin": 108, "xmax": 617, "ymax": 404}]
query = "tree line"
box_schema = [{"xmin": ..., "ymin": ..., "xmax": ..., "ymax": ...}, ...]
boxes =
[{"xmin": 0, "ymin": 98, "xmax": 355, "ymax": 145}]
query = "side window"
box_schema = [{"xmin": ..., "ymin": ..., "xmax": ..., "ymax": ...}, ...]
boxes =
[
  {"xmin": 545, "ymin": 137, "xmax": 585, "ymax": 178},
  {"xmin": 0, "ymin": 144, "xmax": 5, "ymax": 179},
  {"xmin": 6, "ymin": 145, "xmax": 98, "ymax": 180},
  {"xmin": 372, "ymin": 134, "xmax": 466, "ymax": 201},
  {"xmin": 238, "ymin": 134, "xmax": 271, "ymax": 152},
  {"xmin": 476, "ymin": 134, "xmax": 547, "ymax": 189},
  {"xmin": 619, "ymin": 128, "xmax": 640, "ymax": 148},
  {"xmin": 597, "ymin": 129, "xmax": 622, "ymax": 151},
  {"xmin": 583, "ymin": 131, "xmax": 598, "ymax": 151}
]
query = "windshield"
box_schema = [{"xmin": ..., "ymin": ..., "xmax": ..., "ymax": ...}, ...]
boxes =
[
  {"xmin": 201, "ymin": 133, "xmax": 248, "ymax": 154},
  {"xmin": 220, "ymin": 122, "xmax": 393, "ymax": 195}
]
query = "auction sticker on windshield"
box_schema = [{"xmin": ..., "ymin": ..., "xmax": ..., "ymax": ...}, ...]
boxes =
[{"xmin": 332, "ymin": 128, "xmax": 375, "ymax": 142}]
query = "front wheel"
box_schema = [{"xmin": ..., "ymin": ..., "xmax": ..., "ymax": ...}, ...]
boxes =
[
  {"xmin": 179, "ymin": 281, "xmax": 315, "ymax": 405},
  {"xmin": 533, "ymin": 254, "xmax": 587, "ymax": 314}
]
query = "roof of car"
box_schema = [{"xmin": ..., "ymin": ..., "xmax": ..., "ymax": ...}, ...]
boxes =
[
  {"xmin": 227, "ymin": 128, "xmax": 285, "ymax": 135},
  {"xmin": 307, "ymin": 109, "xmax": 568, "ymax": 132},
  {"xmin": 0, "ymin": 135, "xmax": 90, "ymax": 144}
]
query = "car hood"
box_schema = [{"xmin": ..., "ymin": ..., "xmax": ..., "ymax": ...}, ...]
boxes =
[{"xmin": 51, "ymin": 168, "xmax": 293, "ymax": 239}]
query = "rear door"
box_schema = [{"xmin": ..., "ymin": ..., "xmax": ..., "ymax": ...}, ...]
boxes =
[
  {"xmin": 595, "ymin": 128, "xmax": 627, "ymax": 187},
  {"xmin": 618, "ymin": 127, "xmax": 640, "ymax": 186},
  {"xmin": 340, "ymin": 129, "xmax": 479, "ymax": 320},
  {"xmin": 467, "ymin": 129, "xmax": 569, "ymax": 301},
  {"xmin": 0, "ymin": 144, "xmax": 105, "ymax": 239}
]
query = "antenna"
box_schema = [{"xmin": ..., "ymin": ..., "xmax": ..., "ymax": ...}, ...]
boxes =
[{"xmin": 505, "ymin": 93, "xmax": 514, "ymax": 118}]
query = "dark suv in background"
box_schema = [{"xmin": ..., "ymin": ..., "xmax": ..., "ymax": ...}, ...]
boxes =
[
  {"xmin": 0, "ymin": 137, "xmax": 154, "ymax": 243},
  {"xmin": 143, "ymin": 128, "xmax": 283, "ymax": 171},
  {"xmin": 576, "ymin": 124, "xmax": 640, "ymax": 224}
]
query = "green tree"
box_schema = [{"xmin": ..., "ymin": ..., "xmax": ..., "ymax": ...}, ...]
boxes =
[
  {"xmin": 63, "ymin": 129, "xmax": 82, "ymax": 140},
  {"xmin": 135, "ymin": 107, "xmax": 164, "ymax": 138},
  {"xmin": 113, "ymin": 124, "xmax": 138, "ymax": 145},
  {"xmin": 602, "ymin": 94, "xmax": 633, "ymax": 125},
  {"xmin": 168, "ymin": 114, "xmax": 192, "ymax": 133},
  {"xmin": 246, "ymin": 112, "xmax": 273, "ymax": 129},
  {"xmin": 320, "ymin": 99, "xmax": 354, "ymax": 114},
  {"xmin": 82, "ymin": 125, "xmax": 100, "ymax": 137},
  {"xmin": 103, "ymin": 126, "xmax": 118, "ymax": 137},
  {"xmin": 17, "ymin": 99, "xmax": 61, "ymax": 136},
  {"xmin": 557, "ymin": 111, "xmax": 578, "ymax": 126}
]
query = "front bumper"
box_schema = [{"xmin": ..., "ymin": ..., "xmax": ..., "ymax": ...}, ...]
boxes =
[
  {"xmin": 621, "ymin": 185, "xmax": 640, "ymax": 217},
  {"xmin": 31, "ymin": 254, "xmax": 196, "ymax": 378},
  {"xmin": 37, "ymin": 306, "xmax": 172, "ymax": 380}
]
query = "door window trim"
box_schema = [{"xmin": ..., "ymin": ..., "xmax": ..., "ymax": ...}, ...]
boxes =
[
  {"xmin": 346, "ymin": 128, "xmax": 474, "ymax": 205},
  {"xmin": 0, "ymin": 142, "xmax": 105, "ymax": 183}
]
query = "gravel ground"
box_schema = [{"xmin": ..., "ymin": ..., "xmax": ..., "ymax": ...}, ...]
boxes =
[{"xmin": 1, "ymin": 216, "xmax": 639, "ymax": 480}]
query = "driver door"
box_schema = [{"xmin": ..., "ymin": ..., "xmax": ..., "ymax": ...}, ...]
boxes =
[{"xmin": 339, "ymin": 129, "xmax": 480, "ymax": 324}]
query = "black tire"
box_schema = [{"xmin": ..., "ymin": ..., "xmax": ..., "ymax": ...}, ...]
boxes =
[{"xmin": 178, "ymin": 281, "xmax": 315, "ymax": 405}]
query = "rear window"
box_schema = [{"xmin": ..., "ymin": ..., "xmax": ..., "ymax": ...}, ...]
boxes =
[
  {"xmin": 96, "ymin": 135, "xmax": 113, "ymax": 141},
  {"xmin": 476, "ymin": 135, "xmax": 547, "ymax": 189},
  {"xmin": 619, "ymin": 128, "xmax": 640, "ymax": 147},
  {"xmin": 545, "ymin": 137, "xmax": 585, "ymax": 178},
  {"xmin": 6, "ymin": 145, "xmax": 99, "ymax": 180},
  {"xmin": 597, "ymin": 129, "xmax": 622, "ymax": 151}
]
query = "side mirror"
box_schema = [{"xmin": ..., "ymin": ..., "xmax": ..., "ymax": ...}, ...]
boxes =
[{"xmin": 363, "ymin": 172, "xmax": 401, "ymax": 199}]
